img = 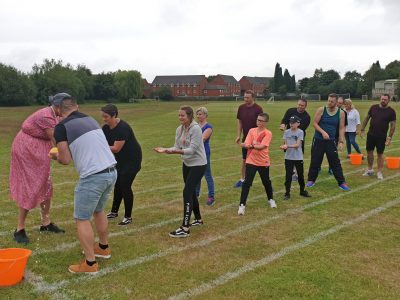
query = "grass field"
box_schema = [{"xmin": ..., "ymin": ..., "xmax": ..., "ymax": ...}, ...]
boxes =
[{"xmin": 1, "ymin": 100, "xmax": 399, "ymax": 299}]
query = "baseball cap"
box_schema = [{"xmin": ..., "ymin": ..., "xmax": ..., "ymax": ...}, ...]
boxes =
[
  {"xmin": 289, "ymin": 115, "xmax": 301, "ymax": 123},
  {"xmin": 48, "ymin": 92, "xmax": 72, "ymax": 106}
]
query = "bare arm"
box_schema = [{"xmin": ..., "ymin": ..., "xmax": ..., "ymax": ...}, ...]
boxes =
[
  {"xmin": 110, "ymin": 140, "xmax": 126, "ymax": 153},
  {"xmin": 313, "ymin": 107, "xmax": 329, "ymax": 140},
  {"xmin": 202, "ymin": 128, "xmax": 212, "ymax": 142},
  {"xmin": 386, "ymin": 120, "xmax": 396, "ymax": 146},
  {"xmin": 236, "ymin": 119, "xmax": 242, "ymax": 144},
  {"xmin": 338, "ymin": 111, "xmax": 345, "ymax": 151},
  {"xmin": 56, "ymin": 141, "xmax": 72, "ymax": 165},
  {"xmin": 360, "ymin": 114, "xmax": 371, "ymax": 138},
  {"xmin": 45, "ymin": 128, "xmax": 56, "ymax": 146}
]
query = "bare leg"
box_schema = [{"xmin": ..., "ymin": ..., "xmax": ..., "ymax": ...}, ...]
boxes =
[
  {"xmin": 93, "ymin": 211, "xmax": 108, "ymax": 246},
  {"xmin": 17, "ymin": 207, "xmax": 29, "ymax": 231},
  {"xmin": 40, "ymin": 198, "xmax": 51, "ymax": 226},
  {"xmin": 367, "ymin": 150, "xmax": 374, "ymax": 170},
  {"xmin": 76, "ymin": 219, "xmax": 95, "ymax": 261},
  {"xmin": 377, "ymin": 153, "xmax": 384, "ymax": 173}
]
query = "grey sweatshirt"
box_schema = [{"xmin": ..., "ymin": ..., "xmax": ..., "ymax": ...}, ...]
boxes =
[{"xmin": 169, "ymin": 121, "xmax": 207, "ymax": 167}]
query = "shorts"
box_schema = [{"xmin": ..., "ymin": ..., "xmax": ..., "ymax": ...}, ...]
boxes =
[
  {"xmin": 366, "ymin": 134, "xmax": 386, "ymax": 154},
  {"xmin": 74, "ymin": 169, "xmax": 117, "ymax": 220}
]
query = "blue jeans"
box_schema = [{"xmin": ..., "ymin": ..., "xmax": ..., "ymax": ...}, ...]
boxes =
[
  {"xmin": 74, "ymin": 170, "xmax": 117, "ymax": 220},
  {"xmin": 196, "ymin": 154, "xmax": 215, "ymax": 198},
  {"xmin": 345, "ymin": 132, "xmax": 361, "ymax": 155}
]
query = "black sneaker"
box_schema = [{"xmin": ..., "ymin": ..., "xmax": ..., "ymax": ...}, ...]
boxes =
[
  {"xmin": 300, "ymin": 191, "xmax": 311, "ymax": 198},
  {"xmin": 169, "ymin": 227, "xmax": 190, "ymax": 238},
  {"xmin": 284, "ymin": 194, "xmax": 290, "ymax": 200},
  {"xmin": 39, "ymin": 222, "xmax": 65, "ymax": 233},
  {"xmin": 118, "ymin": 217, "xmax": 132, "ymax": 226},
  {"xmin": 14, "ymin": 229, "xmax": 29, "ymax": 244},
  {"xmin": 107, "ymin": 212, "xmax": 118, "ymax": 219},
  {"xmin": 190, "ymin": 219, "xmax": 204, "ymax": 226}
]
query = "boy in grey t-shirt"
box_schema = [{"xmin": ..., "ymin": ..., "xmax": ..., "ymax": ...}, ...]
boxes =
[{"xmin": 280, "ymin": 115, "xmax": 311, "ymax": 200}]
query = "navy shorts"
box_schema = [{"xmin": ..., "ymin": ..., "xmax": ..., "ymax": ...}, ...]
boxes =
[{"xmin": 366, "ymin": 134, "xmax": 386, "ymax": 154}]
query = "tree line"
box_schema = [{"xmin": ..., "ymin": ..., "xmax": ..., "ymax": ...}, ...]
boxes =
[
  {"xmin": 0, "ymin": 59, "xmax": 143, "ymax": 106},
  {"xmin": 269, "ymin": 60, "xmax": 400, "ymax": 99}
]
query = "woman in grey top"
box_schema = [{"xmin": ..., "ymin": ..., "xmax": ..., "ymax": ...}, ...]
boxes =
[{"xmin": 154, "ymin": 106, "xmax": 207, "ymax": 238}]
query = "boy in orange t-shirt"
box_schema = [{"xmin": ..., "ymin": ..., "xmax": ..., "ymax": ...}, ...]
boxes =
[{"xmin": 238, "ymin": 113, "xmax": 276, "ymax": 216}]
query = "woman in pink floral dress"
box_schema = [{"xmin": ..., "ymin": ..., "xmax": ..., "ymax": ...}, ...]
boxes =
[{"xmin": 9, "ymin": 93, "xmax": 69, "ymax": 243}]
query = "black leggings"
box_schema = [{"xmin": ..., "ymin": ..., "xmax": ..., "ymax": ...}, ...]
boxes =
[
  {"xmin": 284, "ymin": 159, "xmax": 305, "ymax": 194},
  {"xmin": 240, "ymin": 164, "xmax": 273, "ymax": 206},
  {"xmin": 182, "ymin": 163, "xmax": 206, "ymax": 227},
  {"xmin": 111, "ymin": 167, "xmax": 140, "ymax": 218}
]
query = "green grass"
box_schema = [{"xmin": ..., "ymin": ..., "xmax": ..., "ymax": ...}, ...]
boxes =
[{"xmin": 0, "ymin": 100, "xmax": 399, "ymax": 299}]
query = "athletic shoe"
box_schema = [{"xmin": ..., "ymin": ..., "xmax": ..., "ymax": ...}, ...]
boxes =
[
  {"xmin": 362, "ymin": 170, "xmax": 374, "ymax": 177},
  {"xmin": 94, "ymin": 244, "xmax": 111, "ymax": 259},
  {"xmin": 118, "ymin": 217, "xmax": 132, "ymax": 226},
  {"xmin": 377, "ymin": 172, "xmax": 384, "ymax": 180},
  {"xmin": 291, "ymin": 175, "xmax": 298, "ymax": 182},
  {"xmin": 68, "ymin": 260, "xmax": 99, "ymax": 274},
  {"xmin": 339, "ymin": 183, "xmax": 350, "ymax": 191},
  {"xmin": 306, "ymin": 181, "xmax": 315, "ymax": 187},
  {"xmin": 39, "ymin": 222, "xmax": 65, "ymax": 233},
  {"xmin": 14, "ymin": 229, "xmax": 29, "ymax": 244},
  {"xmin": 238, "ymin": 204, "xmax": 245, "ymax": 215},
  {"xmin": 234, "ymin": 180, "xmax": 244, "ymax": 188},
  {"xmin": 206, "ymin": 197, "xmax": 215, "ymax": 206},
  {"xmin": 268, "ymin": 199, "xmax": 277, "ymax": 208},
  {"xmin": 169, "ymin": 227, "xmax": 190, "ymax": 238},
  {"xmin": 300, "ymin": 191, "xmax": 312, "ymax": 198},
  {"xmin": 284, "ymin": 194, "xmax": 290, "ymax": 200},
  {"xmin": 106, "ymin": 212, "xmax": 118, "ymax": 219},
  {"xmin": 190, "ymin": 219, "xmax": 204, "ymax": 226}
]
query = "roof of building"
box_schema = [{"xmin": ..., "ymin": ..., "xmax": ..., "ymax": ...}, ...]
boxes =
[
  {"xmin": 375, "ymin": 79, "xmax": 399, "ymax": 83},
  {"xmin": 152, "ymin": 75, "xmax": 206, "ymax": 85},
  {"xmin": 205, "ymin": 84, "xmax": 227, "ymax": 90},
  {"xmin": 241, "ymin": 76, "xmax": 273, "ymax": 85},
  {"xmin": 216, "ymin": 74, "xmax": 239, "ymax": 84}
]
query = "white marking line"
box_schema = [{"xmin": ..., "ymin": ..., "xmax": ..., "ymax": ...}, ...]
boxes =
[
  {"xmin": 169, "ymin": 197, "xmax": 400, "ymax": 300},
  {"xmin": 6, "ymin": 164, "xmax": 358, "ymax": 239},
  {"xmin": 26, "ymin": 174, "xmax": 399, "ymax": 293}
]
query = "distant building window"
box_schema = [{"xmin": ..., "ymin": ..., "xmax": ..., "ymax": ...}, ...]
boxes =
[
  {"xmin": 194, "ymin": 90, "xmax": 197, "ymax": 93},
  {"xmin": 193, "ymin": 84, "xmax": 197, "ymax": 87},
  {"xmin": 170, "ymin": 84, "xmax": 173, "ymax": 87},
  {"xmin": 204, "ymin": 90, "xmax": 207, "ymax": 94}
]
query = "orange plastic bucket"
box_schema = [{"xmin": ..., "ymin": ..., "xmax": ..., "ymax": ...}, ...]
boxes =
[
  {"xmin": 0, "ymin": 248, "xmax": 32, "ymax": 286},
  {"xmin": 386, "ymin": 157, "xmax": 400, "ymax": 169},
  {"xmin": 348, "ymin": 153, "xmax": 363, "ymax": 165}
]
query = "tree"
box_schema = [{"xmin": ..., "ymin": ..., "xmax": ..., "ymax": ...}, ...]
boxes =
[
  {"xmin": 156, "ymin": 87, "xmax": 173, "ymax": 101},
  {"xmin": 362, "ymin": 60, "xmax": 386, "ymax": 96},
  {"xmin": 0, "ymin": 63, "xmax": 36, "ymax": 106},
  {"xmin": 31, "ymin": 59, "xmax": 85, "ymax": 104},
  {"xmin": 75, "ymin": 64, "xmax": 94, "ymax": 100},
  {"xmin": 93, "ymin": 72, "xmax": 117, "ymax": 100},
  {"xmin": 271, "ymin": 62, "xmax": 283, "ymax": 92},
  {"xmin": 291, "ymin": 75, "xmax": 296, "ymax": 92},
  {"xmin": 114, "ymin": 70, "xmax": 143, "ymax": 102},
  {"xmin": 283, "ymin": 69, "xmax": 291, "ymax": 92},
  {"xmin": 385, "ymin": 60, "xmax": 400, "ymax": 79}
]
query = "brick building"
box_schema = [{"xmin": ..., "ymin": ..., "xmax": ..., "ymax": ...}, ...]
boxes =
[
  {"xmin": 239, "ymin": 76, "xmax": 272, "ymax": 96},
  {"xmin": 209, "ymin": 74, "xmax": 240, "ymax": 96},
  {"xmin": 152, "ymin": 75, "xmax": 207, "ymax": 97},
  {"xmin": 142, "ymin": 79, "xmax": 152, "ymax": 98}
]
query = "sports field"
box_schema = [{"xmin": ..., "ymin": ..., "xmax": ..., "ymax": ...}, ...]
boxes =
[{"xmin": 1, "ymin": 100, "xmax": 399, "ymax": 299}]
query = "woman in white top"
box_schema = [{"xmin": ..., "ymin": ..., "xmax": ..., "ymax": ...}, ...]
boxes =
[{"xmin": 344, "ymin": 99, "xmax": 362, "ymax": 156}]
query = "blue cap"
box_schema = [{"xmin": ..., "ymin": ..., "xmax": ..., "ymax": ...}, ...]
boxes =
[{"xmin": 48, "ymin": 93, "xmax": 72, "ymax": 106}]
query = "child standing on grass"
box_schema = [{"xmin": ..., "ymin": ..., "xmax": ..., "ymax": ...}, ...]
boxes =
[
  {"xmin": 280, "ymin": 115, "xmax": 311, "ymax": 200},
  {"xmin": 238, "ymin": 113, "xmax": 276, "ymax": 216}
]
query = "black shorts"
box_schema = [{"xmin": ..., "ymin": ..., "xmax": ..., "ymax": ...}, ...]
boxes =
[
  {"xmin": 366, "ymin": 134, "xmax": 386, "ymax": 154},
  {"xmin": 241, "ymin": 147, "xmax": 248, "ymax": 160}
]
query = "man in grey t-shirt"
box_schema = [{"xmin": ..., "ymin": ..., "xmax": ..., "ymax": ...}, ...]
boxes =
[{"xmin": 280, "ymin": 115, "xmax": 311, "ymax": 200}]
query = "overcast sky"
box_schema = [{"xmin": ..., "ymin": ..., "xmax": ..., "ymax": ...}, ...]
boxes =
[{"xmin": 1, "ymin": 0, "xmax": 399, "ymax": 82}]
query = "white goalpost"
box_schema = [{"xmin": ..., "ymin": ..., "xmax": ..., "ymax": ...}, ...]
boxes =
[
  {"xmin": 266, "ymin": 96, "xmax": 274, "ymax": 103},
  {"xmin": 361, "ymin": 95, "xmax": 368, "ymax": 101},
  {"xmin": 337, "ymin": 93, "xmax": 351, "ymax": 100},
  {"xmin": 301, "ymin": 93, "xmax": 321, "ymax": 101}
]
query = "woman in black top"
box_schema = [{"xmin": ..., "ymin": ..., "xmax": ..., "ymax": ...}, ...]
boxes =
[{"xmin": 101, "ymin": 104, "xmax": 142, "ymax": 225}]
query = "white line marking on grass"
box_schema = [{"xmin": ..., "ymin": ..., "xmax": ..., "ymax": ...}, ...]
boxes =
[
  {"xmin": 169, "ymin": 197, "xmax": 400, "ymax": 300},
  {"xmin": 28, "ymin": 174, "xmax": 399, "ymax": 293}
]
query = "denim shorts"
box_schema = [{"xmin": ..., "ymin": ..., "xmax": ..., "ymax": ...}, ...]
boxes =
[{"xmin": 74, "ymin": 169, "xmax": 117, "ymax": 220}]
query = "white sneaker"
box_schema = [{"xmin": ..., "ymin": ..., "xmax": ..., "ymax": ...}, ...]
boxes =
[
  {"xmin": 377, "ymin": 171, "xmax": 384, "ymax": 180},
  {"xmin": 238, "ymin": 204, "xmax": 246, "ymax": 215},
  {"xmin": 362, "ymin": 169, "xmax": 374, "ymax": 176},
  {"xmin": 268, "ymin": 199, "xmax": 277, "ymax": 208}
]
